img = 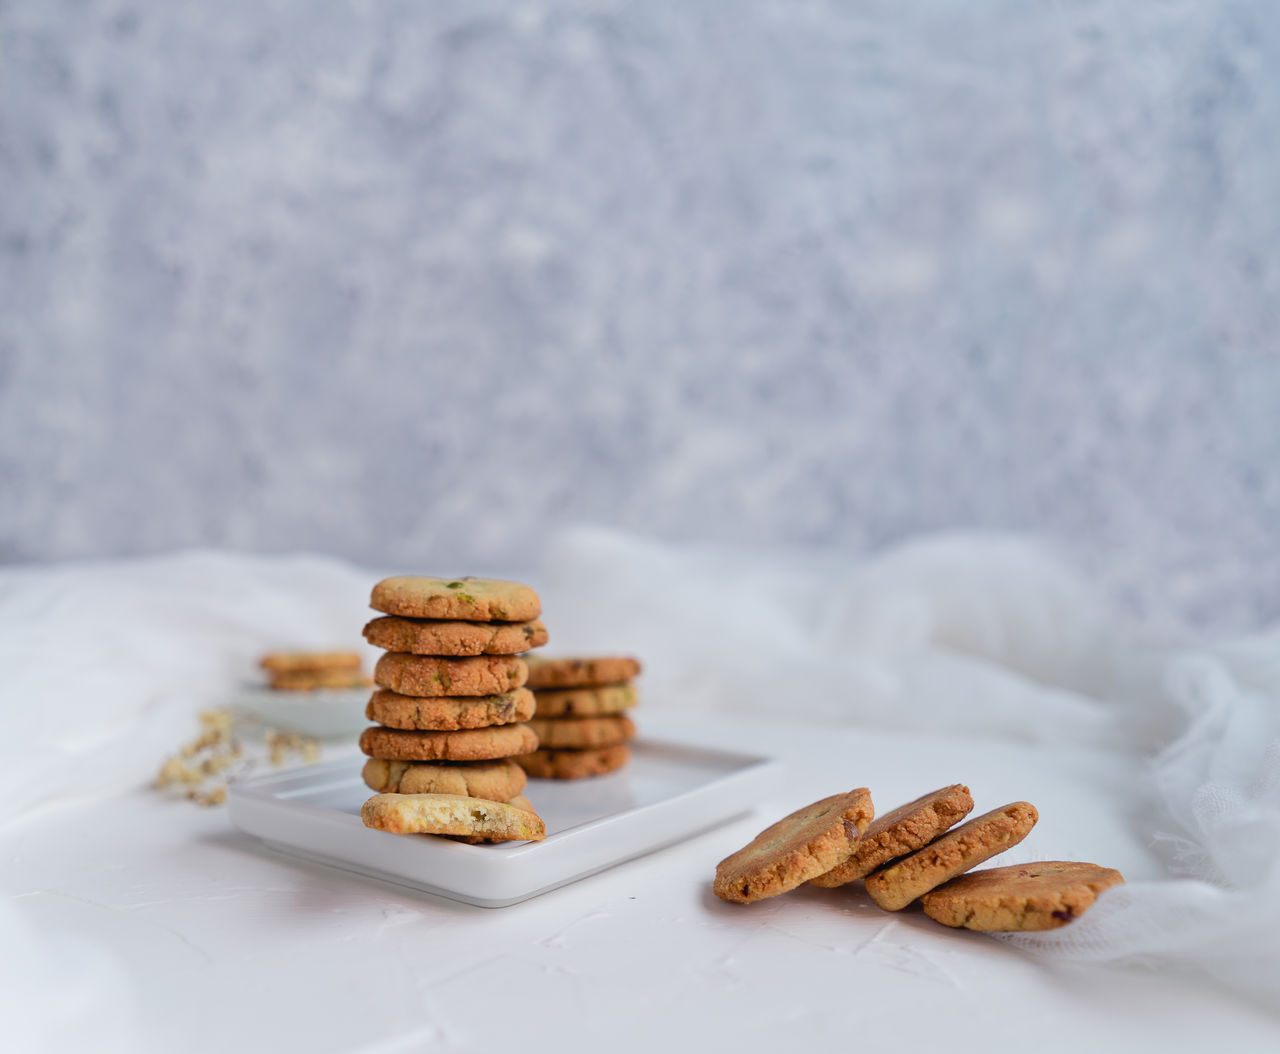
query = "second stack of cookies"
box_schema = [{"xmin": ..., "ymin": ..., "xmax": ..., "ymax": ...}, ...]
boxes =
[
  {"xmin": 359, "ymin": 576, "xmax": 548, "ymax": 815},
  {"xmin": 516, "ymin": 655, "xmax": 642, "ymax": 779}
]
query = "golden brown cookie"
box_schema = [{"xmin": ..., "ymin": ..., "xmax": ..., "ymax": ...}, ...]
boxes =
[
  {"xmin": 714, "ymin": 789, "xmax": 874, "ymax": 904},
  {"xmin": 864, "ymin": 801, "xmax": 1039, "ymax": 911},
  {"xmin": 526, "ymin": 714, "xmax": 636, "ymax": 749},
  {"xmin": 363, "ymin": 616, "xmax": 548, "ymax": 656},
  {"xmin": 362, "ymin": 758, "xmax": 527, "ymax": 800},
  {"xmin": 532, "ymin": 684, "xmax": 638, "ymax": 717},
  {"xmin": 921, "ymin": 861, "xmax": 1125, "ymax": 930},
  {"xmin": 525, "ymin": 655, "xmax": 642, "ymax": 689},
  {"xmin": 359, "ymin": 723, "xmax": 539, "ymax": 762},
  {"xmin": 810, "ymin": 785, "xmax": 974, "ymax": 887},
  {"xmin": 260, "ymin": 650, "xmax": 363, "ymax": 673},
  {"xmin": 268, "ymin": 668, "xmax": 371, "ymax": 691},
  {"xmin": 370, "ymin": 577, "xmax": 541, "ymax": 622},
  {"xmin": 366, "ymin": 687, "xmax": 536, "ymax": 731},
  {"xmin": 361, "ymin": 793, "xmax": 546, "ymax": 841},
  {"xmin": 513, "ymin": 744, "xmax": 631, "ymax": 779},
  {"xmin": 446, "ymin": 793, "xmax": 542, "ymax": 843},
  {"xmin": 374, "ymin": 653, "xmax": 527, "ymax": 697}
]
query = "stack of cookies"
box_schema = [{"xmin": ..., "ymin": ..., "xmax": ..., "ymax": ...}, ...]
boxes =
[
  {"xmin": 358, "ymin": 576, "xmax": 549, "ymax": 840},
  {"xmin": 259, "ymin": 650, "xmax": 369, "ymax": 691},
  {"xmin": 516, "ymin": 655, "xmax": 642, "ymax": 779}
]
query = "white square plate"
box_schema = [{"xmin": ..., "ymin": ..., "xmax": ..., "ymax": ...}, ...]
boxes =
[{"xmin": 228, "ymin": 738, "xmax": 782, "ymax": 907}]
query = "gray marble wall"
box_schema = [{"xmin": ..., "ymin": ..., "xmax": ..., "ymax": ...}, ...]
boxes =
[{"xmin": 2, "ymin": 1, "xmax": 1278, "ymax": 631}]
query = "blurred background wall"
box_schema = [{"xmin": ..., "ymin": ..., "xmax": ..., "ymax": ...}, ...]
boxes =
[{"xmin": 1, "ymin": 0, "xmax": 1277, "ymax": 632}]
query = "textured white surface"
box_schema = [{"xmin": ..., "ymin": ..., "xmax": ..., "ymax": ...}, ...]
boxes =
[
  {"xmin": 2, "ymin": 534, "xmax": 1279, "ymax": 1051},
  {"xmin": 2, "ymin": 2, "xmax": 1280, "ymax": 632}
]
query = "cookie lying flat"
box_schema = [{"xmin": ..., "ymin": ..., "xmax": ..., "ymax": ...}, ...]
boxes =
[
  {"xmin": 514, "ymin": 744, "xmax": 631, "ymax": 779},
  {"xmin": 269, "ymin": 668, "xmax": 371, "ymax": 691},
  {"xmin": 361, "ymin": 793, "xmax": 546, "ymax": 842},
  {"xmin": 446, "ymin": 794, "xmax": 542, "ymax": 844},
  {"xmin": 363, "ymin": 616, "xmax": 548, "ymax": 657},
  {"xmin": 532, "ymin": 684, "xmax": 638, "ymax": 717},
  {"xmin": 374, "ymin": 653, "xmax": 527, "ymax": 697},
  {"xmin": 526, "ymin": 714, "xmax": 636, "ymax": 749},
  {"xmin": 370, "ymin": 577, "xmax": 541, "ymax": 622},
  {"xmin": 260, "ymin": 650, "xmax": 362, "ymax": 673},
  {"xmin": 714, "ymin": 789, "xmax": 874, "ymax": 904},
  {"xmin": 864, "ymin": 801, "xmax": 1038, "ymax": 911},
  {"xmin": 359, "ymin": 723, "xmax": 539, "ymax": 762},
  {"xmin": 811, "ymin": 784, "xmax": 974, "ymax": 888},
  {"xmin": 921, "ymin": 861, "xmax": 1125, "ymax": 930},
  {"xmin": 366, "ymin": 688, "xmax": 536, "ymax": 731},
  {"xmin": 525, "ymin": 655, "xmax": 642, "ymax": 690},
  {"xmin": 362, "ymin": 758, "xmax": 527, "ymax": 799}
]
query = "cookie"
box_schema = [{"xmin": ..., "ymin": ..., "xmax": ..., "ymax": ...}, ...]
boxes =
[
  {"xmin": 362, "ymin": 758, "xmax": 526, "ymax": 800},
  {"xmin": 446, "ymin": 793, "xmax": 542, "ymax": 843},
  {"xmin": 921, "ymin": 861, "xmax": 1125, "ymax": 930},
  {"xmin": 525, "ymin": 655, "xmax": 642, "ymax": 689},
  {"xmin": 713, "ymin": 789, "xmax": 874, "ymax": 904},
  {"xmin": 370, "ymin": 577, "xmax": 541, "ymax": 622},
  {"xmin": 366, "ymin": 687, "xmax": 536, "ymax": 731},
  {"xmin": 269, "ymin": 668, "xmax": 371, "ymax": 691},
  {"xmin": 363, "ymin": 616, "xmax": 548, "ymax": 656},
  {"xmin": 361, "ymin": 793, "xmax": 546, "ymax": 842},
  {"xmin": 810, "ymin": 784, "xmax": 974, "ymax": 887},
  {"xmin": 374, "ymin": 653, "xmax": 527, "ymax": 697},
  {"xmin": 260, "ymin": 650, "xmax": 362, "ymax": 673},
  {"xmin": 513, "ymin": 744, "xmax": 631, "ymax": 779},
  {"xmin": 532, "ymin": 684, "xmax": 638, "ymax": 717},
  {"xmin": 359, "ymin": 723, "xmax": 540, "ymax": 762},
  {"xmin": 864, "ymin": 801, "xmax": 1039, "ymax": 911},
  {"xmin": 526, "ymin": 714, "xmax": 635, "ymax": 749}
]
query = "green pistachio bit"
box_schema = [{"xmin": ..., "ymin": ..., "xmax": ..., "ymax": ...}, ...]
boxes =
[
  {"xmin": 447, "ymin": 581, "xmax": 464, "ymax": 589},
  {"xmin": 457, "ymin": 592, "xmax": 475, "ymax": 604}
]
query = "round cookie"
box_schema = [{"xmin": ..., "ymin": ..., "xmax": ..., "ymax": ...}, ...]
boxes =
[
  {"xmin": 361, "ymin": 792, "xmax": 546, "ymax": 842},
  {"xmin": 359, "ymin": 723, "xmax": 540, "ymax": 762},
  {"xmin": 370, "ymin": 577, "xmax": 541, "ymax": 622},
  {"xmin": 260, "ymin": 650, "xmax": 362, "ymax": 673},
  {"xmin": 374, "ymin": 653, "xmax": 527, "ymax": 697},
  {"xmin": 532, "ymin": 684, "xmax": 638, "ymax": 717},
  {"xmin": 525, "ymin": 655, "xmax": 642, "ymax": 690},
  {"xmin": 447, "ymin": 794, "xmax": 542, "ymax": 843},
  {"xmin": 269, "ymin": 668, "xmax": 370, "ymax": 691},
  {"xmin": 514, "ymin": 744, "xmax": 631, "ymax": 780},
  {"xmin": 864, "ymin": 801, "xmax": 1039, "ymax": 911},
  {"xmin": 362, "ymin": 758, "xmax": 527, "ymax": 799},
  {"xmin": 714, "ymin": 789, "xmax": 874, "ymax": 904},
  {"xmin": 363, "ymin": 616, "xmax": 548, "ymax": 657},
  {"xmin": 811, "ymin": 784, "xmax": 974, "ymax": 888},
  {"xmin": 366, "ymin": 687, "xmax": 536, "ymax": 731},
  {"xmin": 921, "ymin": 861, "xmax": 1125, "ymax": 930},
  {"xmin": 526, "ymin": 714, "xmax": 635, "ymax": 749}
]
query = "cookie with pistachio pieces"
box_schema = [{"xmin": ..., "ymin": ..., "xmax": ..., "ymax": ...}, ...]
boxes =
[
  {"xmin": 532, "ymin": 684, "xmax": 638, "ymax": 717},
  {"xmin": 524, "ymin": 655, "xmax": 642, "ymax": 689},
  {"xmin": 526, "ymin": 714, "xmax": 635, "ymax": 749},
  {"xmin": 374, "ymin": 653, "xmax": 527, "ymax": 697},
  {"xmin": 921, "ymin": 860, "xmax": 1125, "ymax": 930},
  {"xmin": 714, "ymin": 789, "xmax": 874, "ymax": 904},
  {"xmin": 370, "ymin": 577, "xmax": 541, "ymax": 622},
  {"xmin": 363, "ymin": 616, "xmax": 548, "ymax": 656},
  {"xmin": 359, "ymin": 723, "xmax": 539, "ymax": 762},
  {"xmin": 513, "ymin": 744, "xmax": 631, "ymax": 780},
  {"xmin": 361, "ymin": 793, "xmax": 545, "ymax": 842},
  {"xmin": 362, "ymin": 757, "xmax": 527, "ymax": 799},
  {"xmin": 366, "ymin": 687, "xmax": 536, "ymax": 731}
]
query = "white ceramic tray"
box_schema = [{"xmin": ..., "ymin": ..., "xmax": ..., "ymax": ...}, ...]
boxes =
[
  {"xmin": 232, "ymin": 684, "xmax": 369, "ymax": 738},
  {"xmin": 228, "ymin": 739, "xmax": 782, "ymax": 907}
]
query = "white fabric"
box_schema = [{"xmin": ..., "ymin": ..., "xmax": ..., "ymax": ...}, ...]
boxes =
[{"xmin": 1, "ymin": 529, "xmax": 1277, "ymax": 1020}]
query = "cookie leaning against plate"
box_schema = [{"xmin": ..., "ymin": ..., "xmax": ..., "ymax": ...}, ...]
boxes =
[
  {"xmin": 514, "ymin": 744, "xmax": 631, "ymax": 780},
  {"xmin": 361, "ymin": 793, "xmax": 546, "ymax": 842},
  {"xmin": 714, "ymin": 789, "xmax": 874, "ymax": 904},
  {"xmin": 370, "ymin": 577, "xmax": 541, "ymax": 622},
  {"xmin": 363, "ymin": 616, "xmax": 548, "ymax": 657},
  {"xmin": 532, "ymin": 684, "xmax": 638, "ymax": 717},
  {"xmin": 526, "ymin": 715, "xmax": 635, "ymax": 750},
  {"xmin": 864, "ymin": 801, "xmax": 1039, "ymax": 911},
  {"xmin": 525, "ymin": 655, "xmax": 642, "ymax": 690},
  {"xmin": 366, "ymin": 688, "xmax": 536, "ymax": 731},
  {"xmin": 359, "ymin": 723, "xmax": 540, "ymax": 762},
  {"xmin": 374, "ymin": 653, "xmax": 527, "ymax": 697},
  {"xmin": 810, "ymin": 784, "xmax": 974, "ymax": 888},
  {"xmin": 921, "ymin": 861, "xmax": 1125, "ymax": 930},
  {"xmin": 362, "ymin": 758, "xmax": 527, "ymax": 799}
]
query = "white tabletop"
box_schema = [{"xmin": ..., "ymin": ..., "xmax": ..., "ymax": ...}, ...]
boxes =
[{"xmin": 6, "ymin": 711, "xmax": 1277, "ymax": 1053}]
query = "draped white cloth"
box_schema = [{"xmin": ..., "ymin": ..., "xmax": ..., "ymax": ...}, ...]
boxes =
[{"xmin": 1, "ymin": 528, "xmax": 1277, "ymax": 1033}]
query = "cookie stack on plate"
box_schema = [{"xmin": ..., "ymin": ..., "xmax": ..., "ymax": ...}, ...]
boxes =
[
  {"xmin": 516, "ymin": 655, "xmax": 642, "ymax": 779},
  {"xmin": 358, "ymin": 576, "xmax": 549, "ymax": 837}
]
